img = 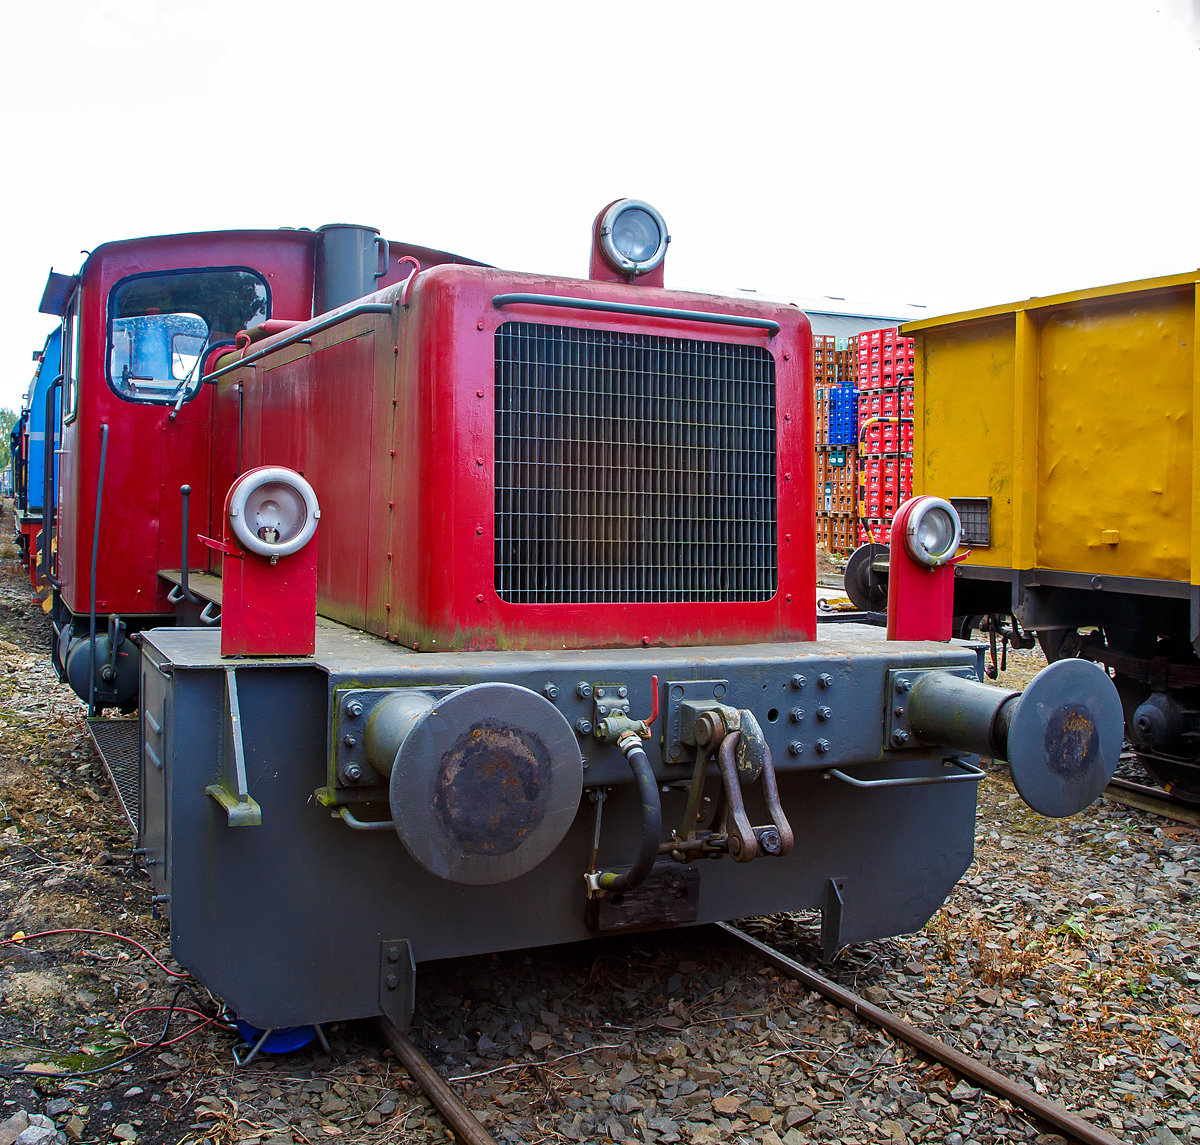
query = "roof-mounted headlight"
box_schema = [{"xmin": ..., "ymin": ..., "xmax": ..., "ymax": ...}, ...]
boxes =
[
  {"xmin": 598, "ymin": 199, "xmax": 670, "ymax": 277},
  {"xmin": 903, "ymin": 497, "xmax": 962, "ymax": 568},
  {"xmin": 228, "ymin": 466, "xmax": 320, "ymax": 559}
]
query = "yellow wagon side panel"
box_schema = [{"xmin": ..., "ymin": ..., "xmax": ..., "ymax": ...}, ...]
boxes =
[
  {"xmin": 1035, "ymin": 290, "xmax": 1193, "ymax": 583},
  {"xmin": 908, "ymin": 271, "xmax": 1199, "ymax": 588},
  {"xmin": 915, "ymin": 316, "xmax": 1016, "ymax": 568}
]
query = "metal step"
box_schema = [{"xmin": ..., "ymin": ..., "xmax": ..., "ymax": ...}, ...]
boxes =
[{"xmin": 86, "ymin": 716, "xmax": 139, "ymax": 830}]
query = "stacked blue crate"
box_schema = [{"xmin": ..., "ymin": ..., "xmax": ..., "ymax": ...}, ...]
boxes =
[{"xmin": 827, "ymin": 385, "xmax": 858, "ymax": 446}]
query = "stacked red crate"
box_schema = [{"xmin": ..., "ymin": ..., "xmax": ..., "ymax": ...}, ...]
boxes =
[
  {"xmin": 854, "ymin": 327, "xmax": 915, "ymax": 540},
  {"xmin": 813, "ymin": 335, "xmax": 858, "ymax": 556}
]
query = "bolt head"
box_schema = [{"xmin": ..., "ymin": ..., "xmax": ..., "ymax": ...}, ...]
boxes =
[
  {"xmin": 345, "ymin": 700, "xmax": 363, "ymax": 718},
  {"xmin": 387, "ymin": 946, "xmax": 400, "ymax": 962},
  {"xmin": 576, "ymin": 718, "xmax": 593, "ymax": 736},
  {"xmin": 891, "ymin": 730, "xmax": 911, "ymax": 746},
  {"xmin": 343, "ymin": 733, "xmax": 358, "ymax": 748},
  {"xmin": 897, "ymin": 679, "xmax": 913, "ymax": 694},
  {"xmin": 385, "ymin": 973, "xmax": 398, "ymax": 990},
  {"xmin": 817, "ymin": 706, "xmax": 831, "ymax": 721},
  {"xmin": 617, "ymin": 687, "xmax": 628, "ymax": 699},
  {"xmin": 818, "ymin": 673, "xmax": 833, "ymax": 688},
  {"xmin": 543, "ymin": 684, "xmax": 559, "ymax": 700},
  {"xmin": 789, "ymin": 708, "xmax": 804, "ymax": 724},
  {"xmin": 894, "ymin": 705, "xmax": 905, "ymax": 717},
  {"xmin": 790, "ymin": 674, "xmax": 807, "ymax": 690},
  {"xmin": 815, "ymin": 739, "xmax": 831, "ymax": 754},
  {"xmin": 576, "ymin": 682, "xmax": 593, "ymax": 699},
  {"xmin": 596, "ymin": 687, "xmax": 606, "ymax": 698},
  {"xmin": 788, "ymin": 741, "xmax": 804, "ymax": 756},
  {"xmin": 343, "ymin": 763, "xmax": 363, "ymax": 782}
]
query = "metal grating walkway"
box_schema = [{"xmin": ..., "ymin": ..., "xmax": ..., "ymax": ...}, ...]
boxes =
[{"xmin": 87, "ymin": 717, "xmax": 140, "ymax": 831}]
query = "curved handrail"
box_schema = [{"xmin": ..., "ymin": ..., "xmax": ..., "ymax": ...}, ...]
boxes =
[{"xmin": 492, "ymin": 293, "xmax": 781, "ymax": 336}]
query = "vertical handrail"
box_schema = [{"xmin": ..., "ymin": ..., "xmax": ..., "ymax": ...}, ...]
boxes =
[
  {"xmin": 39, "ymin": 375, "xmax": 63, "ymax": 585},
  {"xmin": 88, "ymin": 424, "xmax": 110, "ymax": 718},
  {"xmin": 179, "ymin": 485, "xmax": 193, "ymax": 602}
]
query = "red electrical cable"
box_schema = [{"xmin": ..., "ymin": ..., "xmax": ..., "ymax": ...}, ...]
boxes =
[
  {"xmin": 0, "ymin": 928, "xmax": 189, "ymax": 979},
  {"xmin": 119, "ymin": 1005, "xmax": 221, "ymax": 1047}
]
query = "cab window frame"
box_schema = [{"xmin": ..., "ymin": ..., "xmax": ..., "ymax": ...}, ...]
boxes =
[
  {"xmin": 104, "ymin": 265, "xmax": 271, "ymax": 407},
  {"xmin": 62, "ymin": 288, "xmax": 82, "ymax": 425}
]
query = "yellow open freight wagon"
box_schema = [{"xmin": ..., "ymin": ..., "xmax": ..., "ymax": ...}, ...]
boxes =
[{"xmin": 902, "ymin": 269, "xmax": 1200, "ymax": 798}]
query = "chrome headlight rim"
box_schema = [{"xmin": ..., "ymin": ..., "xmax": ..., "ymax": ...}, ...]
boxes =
[
  {"xmin": 228, "ymin": 466, "xmax": 321, "ymax": 558},
  {"xmin": 903, "ymin": 496, "xmax": 962, "ymax": 568},
  {"xmin": 598, "ymin": 199, "xmax": 670, "ymax": 277}
]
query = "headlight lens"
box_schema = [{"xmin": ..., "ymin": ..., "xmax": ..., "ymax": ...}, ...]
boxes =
[
  {"xmin": 612, "ymin": 208, "xmax": 660, "ymax": 263},
  {"xmin": 904, "ymin": 497, "xmax": 962, "ymax": 567},
  {"xmin": 228, "ymin": 467, "xmax": 321, "ymax": 558},
  {"xmin": 599, "ymin": 199, "xmax": 670, "ymax": 277},
  {"xmin": 917, "ymin": 508, "xmax": 954, "ymax": 555}
]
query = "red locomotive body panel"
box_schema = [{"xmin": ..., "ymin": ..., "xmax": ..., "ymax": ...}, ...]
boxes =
[
  {"xmin": 57, "ymin": 231, "xmax": 319, "ymax": 620},
  {"xmin": 217, "ymin": 265, "xmax": 815, "ymax": 649}
]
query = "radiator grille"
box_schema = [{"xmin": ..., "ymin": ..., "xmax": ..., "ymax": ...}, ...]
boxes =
[{"xmin": 494, "ymin": 321, "xmax": 777, "ymax": 604}]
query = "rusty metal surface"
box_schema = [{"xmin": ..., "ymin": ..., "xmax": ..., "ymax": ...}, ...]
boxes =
[
  {"xmin": 1004, "ymin": 659, "xmax": 1123, "ymax": 817},
  {"xmin": 433, "ymin": 720, "xmax": 549, "ymax": 856},
  {"xmin": 388, "ymin": 683, "xmax": 583, "ymax": 884},
  {"xmin": 377, "ymin": 1018, "xmax": 498, "ymax": 1145},
  {"xmin": 1105, "ymin": 776, "xmax": 1200, "ymax": 826}
]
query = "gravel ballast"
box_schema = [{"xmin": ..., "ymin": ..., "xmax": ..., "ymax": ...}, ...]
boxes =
[{"xmin": 0, "ymin": 512, "xmax": 1189, "ymax": 1145}]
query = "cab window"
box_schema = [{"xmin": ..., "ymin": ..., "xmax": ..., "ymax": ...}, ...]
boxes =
[
  {"xmin": 63, "ymin": 292, "xmax": 81, "ymax": 422},
  {"xmin": 106, "ymin": 268, "xmax": 269, "ymax": 405}
]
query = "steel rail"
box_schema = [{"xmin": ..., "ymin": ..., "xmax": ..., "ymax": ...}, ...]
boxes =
[
  {"xmin": 201, "ymin": 302, "xmax": 394, "ymax": 385},
  {"xmin": 378, "ymin": 1017, "xmax": 499, "ymax": 1145},
  {"xmin": 1104, "ymin": 775, "xmax": 1200, "ymax": 828},
  {"xmin": 718, "ymin": 922, "xmax": 1121, "ymax": 1145},
  {"xmin": 491, "ymin": 293, "xmax": 782, "ymax": 336}
]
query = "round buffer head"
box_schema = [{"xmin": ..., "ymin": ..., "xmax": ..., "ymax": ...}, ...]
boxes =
[
  {"xmin": 843, "ymin": 543, "xmax": 889, "ymax": 612},
  {"xmin": 1003, "ymin": 658, "xmax": 1123, "ymax": 818},
  {"xmin": 389, "ymin": 683, "xmax": 584, "ymax": 885}
]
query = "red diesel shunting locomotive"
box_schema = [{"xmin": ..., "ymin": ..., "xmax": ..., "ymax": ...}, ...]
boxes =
[{"xmin": 99, "ymin": 200, "xmax": 1121, "ymax": 1037}]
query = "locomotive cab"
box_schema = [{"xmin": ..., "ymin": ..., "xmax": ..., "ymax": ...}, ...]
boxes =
[{"xmin": 37, "ymin": 225, "xmax": 485, "ymax": 716}]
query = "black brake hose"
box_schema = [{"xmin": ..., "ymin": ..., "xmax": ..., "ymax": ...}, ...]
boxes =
[{"xmin": 596, "ymin": 741, "xmax": 662, "ymax": 894}]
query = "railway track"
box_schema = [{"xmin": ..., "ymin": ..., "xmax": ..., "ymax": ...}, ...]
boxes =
[
  {"xmin": 389, "ymin": 924, "xmax": 1122, "ymax": 1145},
  {"xmin": 1104, "ymin": 774, "xmax": 1200, "ymax": 828}
]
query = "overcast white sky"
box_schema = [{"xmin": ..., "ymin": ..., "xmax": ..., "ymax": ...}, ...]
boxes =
[{"xmin": 1, "ymin": 0, "xmax": 1198, "ymax": 411}]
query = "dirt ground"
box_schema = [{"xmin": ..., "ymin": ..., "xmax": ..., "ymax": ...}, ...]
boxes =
[{"xmin": 1, "ymin": 502, "xmax": 1194, "ymax": 1145}]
